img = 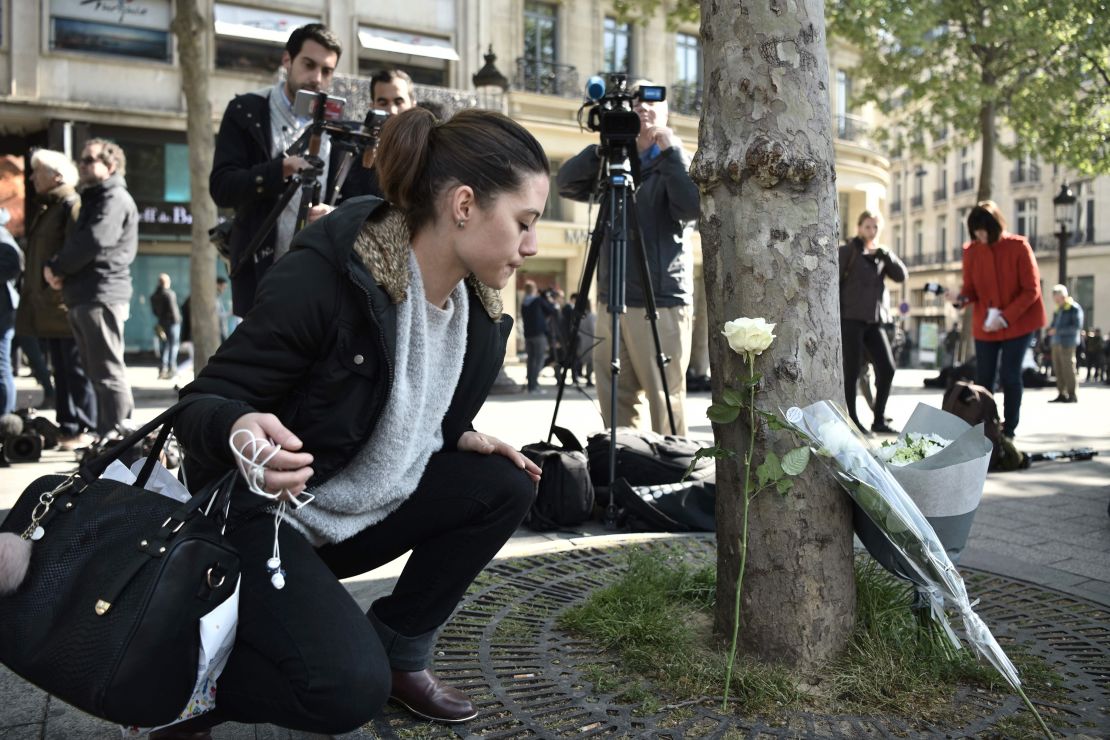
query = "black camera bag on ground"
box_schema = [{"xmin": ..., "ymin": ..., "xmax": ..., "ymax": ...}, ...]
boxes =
[
  {"xmin": 610, "ymin": 479, "xmax": 715, "ymax": 532},
  {"xmin": 942, "ymin": 380, "xmax": 1029, "ymax": 471},
  {"xmin": 521, "ymin": 426, "xmax": 595, "ymax": 532},
  {"xmin": 586, "ymin": 427, "xmax": 716, "ymax": 492}
]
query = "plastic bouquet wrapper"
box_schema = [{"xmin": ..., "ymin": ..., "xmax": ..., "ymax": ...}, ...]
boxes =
[
  {"xmin": 857, "ymin": 403, "xmax": 992, "ymax": 580},
  {"xmin": 781, "ymin": 401, "xmax": 1048, "ymax": 732}
]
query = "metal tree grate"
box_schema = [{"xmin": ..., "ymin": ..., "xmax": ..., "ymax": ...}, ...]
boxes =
[{"xmin": 356, "ymin": 538, "xmax": 1110, "ymax": 739}]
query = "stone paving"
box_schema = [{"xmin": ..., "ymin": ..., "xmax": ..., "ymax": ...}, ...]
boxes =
[{"xmin": 1, "ymin": 363, "xmax": 1108, "ymax": 738}]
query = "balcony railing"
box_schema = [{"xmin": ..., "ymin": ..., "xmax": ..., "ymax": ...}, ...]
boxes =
[
  {"xmin": 891, "ymin": 200, "xmax": 903, "ymax": 214},
  {"xmin": 835, "ymin": 114, "xmax": 872, "ymax": 145},
  {"xmin": 1010, "ymin": 167, "xmax": 1041, "ymax": 185},
  {"xmin": 669, "ymin": 84, "xmax": 702, "ymax": 116},
  {"xmin": 911, "ymin": 194, "xmax": 924, "ymax": 209},
  {"xmin": 954, "ymin": 177, "xmax": 975, "ymax": 194},
  {"xmin": 514, "ymin": 58, "xmax": 579, "ymax": 98},
  {"xmin": 934, "ymin": 187, "xmax": 947, "ymax": 202}
]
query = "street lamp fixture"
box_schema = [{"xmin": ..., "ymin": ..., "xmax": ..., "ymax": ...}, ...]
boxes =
[
  {"xmin": 1052, "ymin": 182, "xmax": 1076, "ymax": 286},
  {"xmin": 472, "ymin": 45, "xmax": 509, "ymax": 92}
]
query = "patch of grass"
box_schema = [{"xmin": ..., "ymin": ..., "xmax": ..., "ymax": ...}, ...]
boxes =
[
  {"xmin": 558, "ymin": 550, "xmax": 800, "ymax": 715},
  {"xmin": 559, "ymin": 549, "xmax": 1066, "ymax": 729}
]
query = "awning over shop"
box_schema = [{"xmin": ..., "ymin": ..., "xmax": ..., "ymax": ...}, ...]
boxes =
[
  {"xmin": 358, "ymin": 26, "xmax": 459, "ymax": 61},
  {"xmin": 214, "ymin": 3, "xmax": 318, "ymax": 44}
]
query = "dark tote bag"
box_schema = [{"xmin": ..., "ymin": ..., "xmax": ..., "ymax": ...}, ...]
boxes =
[{"xmin": 0, "ymin": 398, "xmax": 240, "ymax": 727}]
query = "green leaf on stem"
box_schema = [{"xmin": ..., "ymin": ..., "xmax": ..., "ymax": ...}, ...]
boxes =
[
  {"xmin": 681, "ymin": 445, "xmax": 733, "ymax": 481},
  {"xmin": 707, "ymin": 403, "xmax": 741, "ymax": 424},
  {"xmin": 721, "ymin": 388, "xmax": 746, "ymax": 408},
  {"xmin": 741, "ymin": 372, "xmax": 763, "ymax": 389},
  {"xmin": 776, "ymin": 478, "xmax": 795, "ymax": 496},
  {"xmin": 781, "ymin": 446, "xmax": 811, "ymax": 476},
  {"xmin": 756, "ymin": 451, "xmax": 784, "ymax": 487}
]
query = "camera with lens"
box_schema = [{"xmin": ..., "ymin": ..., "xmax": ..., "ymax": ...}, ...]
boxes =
[
  {"xmin": 580, "ymin": 73, "xmax": 666, "ymax": 150},
  {"xmin": 1, "ymin": 412, "xmax": 43, "ymax": 465}
]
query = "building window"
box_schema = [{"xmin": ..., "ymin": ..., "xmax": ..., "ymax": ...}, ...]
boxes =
[
  {"xmin": 956, "ymin": 146, "xmax": 975, "ymax": 193},
  {"xmin": 1068, "ymin": 276, "xmax": 1094, "ymax": 329},
  {"xmin": 214, "ymin": 4, "xmax": 318, "ymax": 75},
  {"xmin": 913, "ymin": 220, "xmax": 923, "ymax": 261},
  {"xmin": 935, "ymin": 164, "xmax": 948, "ymax": 201},
  {"xmin": 524, "ymin": 2, "xmax": 557, "ymax": 66},
  {"xmin": 1014, "ymin": 198, "xmax": 1037, "ymax": 238},
  {"xmin": 356, "ymin": 27, "xmax": 457, "ymax": 86},
  {"xmin": 838, "ymin": 192, "xmax": 852, "ymax": 242},
  {"xmin": 49, "ymin": 0, "xmax": 172, "ymax": 62},
  {"xmin": 957, "ymin": 206, "xmax": 970, "ymax": 246},
  {"xmin": 912, "ymin": 167, "xmax": 925, "ymax": 208},
  {"xmin": 894, "ymin": 225, "xmax": 903, "ymax": 256},
  {"xmin": 603, "ymin": 17, "xmax": 632, "ymax": 73},
  {"xmin": 673, "ymin": 32, "xmax": 701, "ymax": 114},
  {"xmin": 937, "ymin": 215, "xmax": 947, "ymax": 260}
]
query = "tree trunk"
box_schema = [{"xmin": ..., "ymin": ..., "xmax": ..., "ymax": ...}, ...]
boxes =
[
  {"xmin": 977, "ymin": 99, "xmax": 995, "ymax": 202},
  {"xmin": 691, "ymin": 0, "xmax": 856, "ymax": 669},
  {"xmin": 172, "ymin": 0, "xmax": 220, "ymax": 375}
]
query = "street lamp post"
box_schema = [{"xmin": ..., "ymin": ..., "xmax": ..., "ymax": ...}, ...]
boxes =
[{"xmin": 1053, "ymin": 182, "xmax": 1076, "ymax": 287}]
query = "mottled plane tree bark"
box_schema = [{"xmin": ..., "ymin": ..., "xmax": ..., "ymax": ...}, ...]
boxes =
[{"xmin": 690, "ymin": 0, "xmax": 856, "ymax": 668}]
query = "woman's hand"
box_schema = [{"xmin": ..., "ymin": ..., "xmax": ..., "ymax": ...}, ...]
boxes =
[
  {"xmin": 458, "ymin": 430, "xmax": 542, "ymax": 483},
  {"xmin": 230, "ymin": 413, "xmax": 315, "ymax": 499}
]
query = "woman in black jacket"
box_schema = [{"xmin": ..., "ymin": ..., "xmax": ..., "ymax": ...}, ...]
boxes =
[
  {"xmin": 838, "ymin": 210, "xmax": 906, "ymax": 435},
  {"xmin": 170, "ymin": 109, "xmax": 547, "ymax": 736}
]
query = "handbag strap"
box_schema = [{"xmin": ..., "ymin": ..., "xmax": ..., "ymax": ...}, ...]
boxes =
[{"xmin": 78, "ymin": 394, "xmax": 221, "ymax": 486}]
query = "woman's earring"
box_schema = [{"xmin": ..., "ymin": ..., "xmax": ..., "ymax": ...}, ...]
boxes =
[{"xmin": 457, "ymin": 219, "xmax": 466, "ymax": 228}]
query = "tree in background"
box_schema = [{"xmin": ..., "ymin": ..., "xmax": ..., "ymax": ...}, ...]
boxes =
[
  {"xmin": 829, "ymin": 0, "xmax": 1110, "ymax": 201},
  {"xmin": 172, "ymin": 0, "xmax": 221, "ymax": 374},
  {"xmin": 691, "ymin": 1, "xmax": 857, "ymax": 667}
]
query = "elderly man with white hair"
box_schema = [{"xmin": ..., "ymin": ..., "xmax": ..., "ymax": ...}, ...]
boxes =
[
  {"xmin": 1047, "ymin": 283, "xmax": 1084, "ymax": 403},
  {"xmin": 16, "ymin": 149, "xmax": 97, "ymax": 448}
]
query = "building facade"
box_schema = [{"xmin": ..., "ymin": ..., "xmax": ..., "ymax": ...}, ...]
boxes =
[{"xmin": 0, "ymin": 0, "xmax": 890, "ymax": 360}]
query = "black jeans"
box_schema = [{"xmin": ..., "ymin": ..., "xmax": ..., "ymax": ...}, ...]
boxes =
[
  {"xmin": 214, "ymin": 451, "xmax": 535, "ymax": 733},
  {"xmin": 975, "ymin": 332, "xmax": 1033, "ymax": 437},
  {"xmin": 46, "ymin": 337, "xmax": 96, "ymax": 436},
  {"xmin": 841, "ymin": 320, "xmax": 895, "ymax": 425}
]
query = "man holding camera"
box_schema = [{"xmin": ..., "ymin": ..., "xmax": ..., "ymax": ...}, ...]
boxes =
[
  {"xmin": 210, "ymin": 23, "xmax": 342, "ymax": 317},
  {"xmin": 557, "ymin": 80, "xmax": 699, "ymax": 436}
]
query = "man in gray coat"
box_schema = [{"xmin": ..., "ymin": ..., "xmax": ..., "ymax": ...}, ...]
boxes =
[
  {"xmin": 44, "ymin": 139, "xmax": 137, "ymax": 437},
  {"xmin": 557, "ymin": 80, "xmax": 700, "ymax": 435}
]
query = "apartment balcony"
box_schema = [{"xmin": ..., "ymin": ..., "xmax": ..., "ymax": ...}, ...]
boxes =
[
  {"xmin": 835, "ymin": 114, "xmax": 872, "ymax": 145},
  {"xmin": 910, "ymin": 194, "xmax": 924, "ymax": 210},
  {"xmin": 954, "ymin": 177, "xmax": 976, "ymax": 194},
  {"xmin": 670, "ymin": 83, "xmax": 702, "ymax": 116},
  {"xmin": 514, "ymin": 58, "xmax": 580, "ymax": 98},
  {"xmin": 1010, "ymin": 167, "xmax": 1042, "ymax": 186},
  {"xmin": 934, "ymin": 187, "xmax": 947, "ymax": 202}
]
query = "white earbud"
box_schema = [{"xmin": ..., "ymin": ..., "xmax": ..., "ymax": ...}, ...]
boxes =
[{"xmin": 266, "ymin": 556, "xmax": 286, "ymax": 590}]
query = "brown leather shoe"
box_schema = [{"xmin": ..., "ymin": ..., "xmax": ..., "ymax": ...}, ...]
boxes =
[{"xmin": 390, "ymin": 669, "xmax": 478, "ymax": 723}]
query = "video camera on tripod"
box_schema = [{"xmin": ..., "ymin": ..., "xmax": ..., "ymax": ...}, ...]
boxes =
[
  {"xmin": 578, "ymin": 73, "xmax": 666, "ymax": 160},
  {"xmin": 227, "ymin": 90, "xmax": 391, "ymax": 279}
]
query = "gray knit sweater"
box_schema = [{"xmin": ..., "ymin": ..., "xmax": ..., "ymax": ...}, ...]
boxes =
[{"xmin": 288, "ymin": 251, "xmax": 468, "ymax": 545}]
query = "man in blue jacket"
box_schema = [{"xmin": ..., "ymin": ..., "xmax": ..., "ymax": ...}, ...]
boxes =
[
  {"xmin": 44, "ymin": 139, "xmax": 137, "ymax": 437},
  {"xmin": 1048, "ymin": 283, "xmax": 1084, "ymax": 403},
  {"xmin": 557, "ymin": 80, "xmax": 699, "ymax": 435}
]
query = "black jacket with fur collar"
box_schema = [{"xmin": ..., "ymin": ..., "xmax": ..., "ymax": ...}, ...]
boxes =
[{"xmin": 175, "ymin": 196, "xmax": 512, "ymax": 494}]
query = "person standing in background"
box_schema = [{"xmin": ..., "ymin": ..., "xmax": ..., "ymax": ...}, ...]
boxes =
[
  {"xmin": 150, "ymin": 273, "xmax": 182, "ymax": 380},
  {"xmin": 1047, "ymin": 284, "xmax": 1083, "ymax": 403}
]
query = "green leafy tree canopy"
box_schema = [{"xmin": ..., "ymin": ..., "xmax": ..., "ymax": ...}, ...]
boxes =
[{"xmin": 828, "ymin": 0, "xmax": 1109, "ymax": 176}]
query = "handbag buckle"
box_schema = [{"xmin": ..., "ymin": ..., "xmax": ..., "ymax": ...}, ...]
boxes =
[
  {"xmin": 206, "ymin": 566, "xmax": 227, "ymax": 590},
  {"xmin": 95, "ymin": 599, "xmax": 112, "ymax": 616}
]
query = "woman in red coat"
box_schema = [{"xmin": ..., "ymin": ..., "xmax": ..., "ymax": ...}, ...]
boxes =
[{"xmin": 956, "ymin": 201, "xmax": 1046, "ymax": 437}]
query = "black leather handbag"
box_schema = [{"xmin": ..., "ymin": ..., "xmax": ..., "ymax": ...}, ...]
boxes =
[{"xmin": 0, "ymin": 398, "xmax": 241, "ymax": 726}]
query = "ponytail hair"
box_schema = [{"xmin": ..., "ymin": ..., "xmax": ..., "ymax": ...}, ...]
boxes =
[{"xmin": 376, "ymin": 108, "xmax": 550, "ymax": 233}]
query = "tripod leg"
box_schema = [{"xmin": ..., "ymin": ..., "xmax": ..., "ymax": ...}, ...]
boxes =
[
  {"xmin": 231, "ymin": 175, "xmax": 302, "ymax": 278},
  {"xmin": 624, "ymin": 195, "xmax": 680, "ymax": 436}
]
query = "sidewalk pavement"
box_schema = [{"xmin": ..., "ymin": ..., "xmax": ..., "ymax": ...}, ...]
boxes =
[{"xmin": 2, "ymin": 361, "xmax": 1108, "ymax": 737}]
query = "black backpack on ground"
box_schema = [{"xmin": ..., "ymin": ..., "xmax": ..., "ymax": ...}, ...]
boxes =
[
  {"xmin": 941, "ymin": 380, "xmax": 1029, "ymax": 472},
  {"xmin": 520, "ymin": 427, "xmax": 595, "ymax": 532},
  {"xmin": 586, "ymin": 427, "xmax": 716, "ymax": 491}
]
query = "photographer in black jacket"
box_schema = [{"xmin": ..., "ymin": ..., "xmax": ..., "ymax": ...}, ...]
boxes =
[
  {"xmin": 210, "ymin": 24, "xmax": 343, "ymax": 317},
  {"xmin": 557, "ymin": 80, "xmax": 699, "ymax": 435}
]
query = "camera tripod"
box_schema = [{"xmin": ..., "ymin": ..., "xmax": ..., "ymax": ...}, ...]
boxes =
[{"xmin": 548, "ymin": 141, "xmax": 677, "ymax": 527}]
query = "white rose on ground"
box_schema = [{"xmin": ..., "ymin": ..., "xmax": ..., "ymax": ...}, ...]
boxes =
[{"xmin": 722, "ymin": 317, "xmax": 776, "ymax": 356}]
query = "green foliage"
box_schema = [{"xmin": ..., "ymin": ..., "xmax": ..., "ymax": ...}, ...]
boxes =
[
  {"xmin": 612, "ymin": 0, "xmax": 700, "ymax": 31},
  {"xmin": 561, "ymin": 550, "xmax": 1067, "ymax": 725},
  {"xmin": 828, "ymin": 0, "xmax": 1110, "ymax": 175},
  {"xmin": 707, "ymin": 403, "xmax": 742, "ymax": 424}
]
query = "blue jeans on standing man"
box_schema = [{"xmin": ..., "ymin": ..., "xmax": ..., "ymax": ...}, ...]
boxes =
[
  {"xmin": 974, "ymin": 332, "xmax": 1033, "ymax": 438},
  {"xmin": 0, "ymin": 321, "xmax": 14, "ymax": 415}
]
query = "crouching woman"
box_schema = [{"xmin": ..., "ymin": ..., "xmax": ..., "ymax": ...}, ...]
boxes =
[{"xmin": 171, "ymin": 108, "xmax": 548, "ymax": 736}]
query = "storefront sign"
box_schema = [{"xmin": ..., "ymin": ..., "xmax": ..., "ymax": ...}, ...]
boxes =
[
  {"xmin": 51, "ymin": 0, "xmax": 171, "ymax": 30},
  {"xmin": 137, "ymin": 201, "xmax": 193, "ymax": 237}
]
